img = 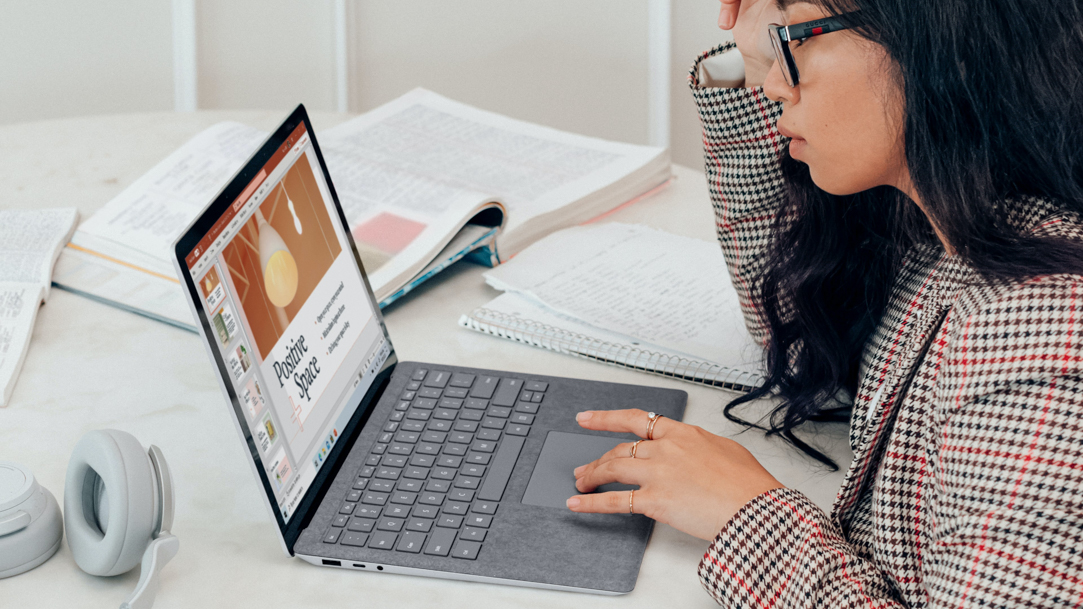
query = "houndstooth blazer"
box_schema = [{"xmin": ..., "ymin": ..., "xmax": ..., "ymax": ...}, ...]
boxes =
[{"xmin": 690, "ymin": 43, "xmax": 1083, "ymax": 608}]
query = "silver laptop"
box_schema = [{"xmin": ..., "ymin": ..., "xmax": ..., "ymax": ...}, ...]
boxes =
[{"xmin": 171, "ymin": 105, "xmax": 686, "ymax": 594}]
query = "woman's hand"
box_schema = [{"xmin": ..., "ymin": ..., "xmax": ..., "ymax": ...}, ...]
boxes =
[
  {"xmin": 568, "ymin": 409, "xmax": 784, "ymax": 541},
  {"xmin": 719, "ymin": 0, "xmax": 784, "ymax": 88}
]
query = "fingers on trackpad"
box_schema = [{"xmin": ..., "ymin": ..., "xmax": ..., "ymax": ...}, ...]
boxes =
[{"xmin": 521, "ymin": 431, "xmax": 635, "ymax": 509}]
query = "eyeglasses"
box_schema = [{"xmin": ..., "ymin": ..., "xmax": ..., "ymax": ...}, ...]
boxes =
[{"xmin": 768, "ymin": 12, "xmax": 861, "ymax": 87}]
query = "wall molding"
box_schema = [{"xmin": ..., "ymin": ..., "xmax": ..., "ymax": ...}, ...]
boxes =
[
  {"xmin": 646, "ymin": 0, "xmax": 672, "ymax": 148},
  {"xmin": 171, "ymin": 0, "xmax": 198, "ymax": 112}
]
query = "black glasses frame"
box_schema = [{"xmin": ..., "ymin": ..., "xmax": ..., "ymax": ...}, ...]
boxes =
[{"xmin": 768, "ymin": 12, "xmax": 861, "ymax": 87}]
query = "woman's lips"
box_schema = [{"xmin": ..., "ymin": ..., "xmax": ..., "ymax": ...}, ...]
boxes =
[{"xmin": 776, "ymin": 123, "xmax": 807, "ymax": 158}]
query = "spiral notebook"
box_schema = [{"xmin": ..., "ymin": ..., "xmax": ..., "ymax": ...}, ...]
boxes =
[{"xmin": 458, "ymin": 223, "xmax": 766, "ymax": 393}]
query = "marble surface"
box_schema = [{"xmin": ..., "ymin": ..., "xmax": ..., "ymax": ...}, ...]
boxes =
[{"xmin": 0, "ymin": 112, "xmax": 852, "ymax": 608}]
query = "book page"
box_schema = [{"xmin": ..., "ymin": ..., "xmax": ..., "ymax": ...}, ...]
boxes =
[
  {"xmin": 71, "ymin": 122, "xmax": 267, "ymax": 276},
  {"xmin": 0, "ymin": 208, "xmax": 79, "ymax": 301},
  {"xmin": 320, "ymin": 89, "xmax": 665, "ymax": 252},
  {"xmin": 482, "ymin": 223, "xmax": 763, "ymax": 372},
  {"xmin": 0, "ymin": 283, "xmax": 44, "ymax": 406}
]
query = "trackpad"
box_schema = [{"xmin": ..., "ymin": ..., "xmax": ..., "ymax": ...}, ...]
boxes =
[{"xmin": 521, "ymin": 431, "xmax": 635, "ymax": 509}]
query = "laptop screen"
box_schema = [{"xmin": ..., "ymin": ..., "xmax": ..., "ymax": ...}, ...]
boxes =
[{"xmin": 180, "ymin": 113, "xmax": 392, "ymax": 527}]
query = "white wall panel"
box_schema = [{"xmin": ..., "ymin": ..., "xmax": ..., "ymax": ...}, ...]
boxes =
[
  {"xmin": 671, "ymin": 0, "xmax": 734, "ymax": 169},
  {"xmin": 195, "ymin": 0, "xmax": 337, "ymax": 113},
  {"xmin": 348, "ymin": 0, "xmax": 651, "ymax": 145},
  {"xmin": 0, "ymin": 0, "xmax": 173, "ymax": 124}
]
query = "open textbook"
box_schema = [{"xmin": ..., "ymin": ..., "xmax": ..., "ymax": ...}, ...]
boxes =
[
  {"xmin": 53, "ymin": 88, "xmax": 670, "ymax": 332},
  {"xmin": 0, "ymin": 208, "xmax": 79, "ymax": 406},
  {"xmin": 459, "ymin": 223, "xmax": 766, "ymax": 392}
]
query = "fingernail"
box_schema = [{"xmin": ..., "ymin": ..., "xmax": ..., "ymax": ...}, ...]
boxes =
[
  {"xmin": 576, "ymin": 411, "xmax": 593, "ymax": 422},
  {"xmin": 573, "ymin": 465, "xmax": 585, "ymax": 477},
  {"xmin": 566, "ymin": 497, "xmax": 581, "ymax": 509}
]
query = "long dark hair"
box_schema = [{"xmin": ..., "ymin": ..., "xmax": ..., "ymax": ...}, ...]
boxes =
[{"xmin": 724, "ymin": 0, "xmax": 1083, "ymax": 469}]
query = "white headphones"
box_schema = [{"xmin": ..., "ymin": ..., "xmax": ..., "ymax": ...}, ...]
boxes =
[{"xmin": 0, "ymin": 430, "xmax": 179, "ymax": 609}]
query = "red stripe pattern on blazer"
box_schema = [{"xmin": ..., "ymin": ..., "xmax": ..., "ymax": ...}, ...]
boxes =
[{"xmin": 691, "ymin": 42, "xmax": 1083, "ymax": 608}]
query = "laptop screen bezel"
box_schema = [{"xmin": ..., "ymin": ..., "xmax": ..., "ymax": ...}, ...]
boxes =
[{"xmin": 172, "ymin": 104, "xmax": 398, "ymax": 553}]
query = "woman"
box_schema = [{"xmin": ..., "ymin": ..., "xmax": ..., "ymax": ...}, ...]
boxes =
[{"xmin": 568, "ymin": 0, "xmax": 1083, "ymax": 606}]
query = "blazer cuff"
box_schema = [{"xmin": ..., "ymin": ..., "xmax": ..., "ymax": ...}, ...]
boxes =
[{"xmin": 697, "ymin": 488, "xmax": 832, "ymax": 606}]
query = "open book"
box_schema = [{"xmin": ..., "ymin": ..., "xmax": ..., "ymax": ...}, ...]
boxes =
[
  {"xmin": 53, "ymin": 89, "xmax": 670, "ymax": 331},
  {"xmin": 0, "ymin": 208, "xmax": 79, "ymax": 406},
  {"xmin": 459, "ymin": 223, "xmax": 766, "ymax": 392}
]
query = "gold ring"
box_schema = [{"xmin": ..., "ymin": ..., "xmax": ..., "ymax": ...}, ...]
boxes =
[
  {"xmin": 646, "ymin": 412, "xmax": 664, "ymax": 440},
  {"xmin": 628, "ymin": 489, "xmax": 635, "ymax": 514},
  {"xmin": 630, "ymin": 439, "xmax": 643, "ymax": 459}
]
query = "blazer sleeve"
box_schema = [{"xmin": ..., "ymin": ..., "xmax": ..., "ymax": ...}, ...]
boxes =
[
  {"xmin": 698, "ymin": 275, "xmax": 1083, "ymax": 608},
  {"xmin": 690, "ymin": 43, "xmax": 790, "ymax": 346}
]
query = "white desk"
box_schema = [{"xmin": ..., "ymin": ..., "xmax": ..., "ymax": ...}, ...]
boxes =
[{"xmin": 0, "ymin": 112, "xmax": 851, "ymax": 608}]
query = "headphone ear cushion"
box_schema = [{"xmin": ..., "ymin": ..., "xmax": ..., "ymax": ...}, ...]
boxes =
[{"xmin": 64, "ymin": 430, "xmax": 158, "ymax": 576}]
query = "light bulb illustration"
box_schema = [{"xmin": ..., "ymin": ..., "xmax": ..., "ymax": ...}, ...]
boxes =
[
  {"xmin": 285, "ymin": 184, "xmax": 304, "ymax": 235},
  {"xmin": 256, "ymin": 210, "xmax": 298, "ymax": 308}
]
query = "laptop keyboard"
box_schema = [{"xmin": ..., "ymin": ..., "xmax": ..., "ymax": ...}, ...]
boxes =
[{"xmin": 321, "ymin": 368, "xmax": 547, "ymax": 561}]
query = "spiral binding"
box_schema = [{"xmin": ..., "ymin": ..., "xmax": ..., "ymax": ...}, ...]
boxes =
[{"xmin": 461, "ymin": 307, "xmax": 764, "ymax": 393}]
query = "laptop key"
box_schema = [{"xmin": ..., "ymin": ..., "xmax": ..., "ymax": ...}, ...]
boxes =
[
  {"xmin": 450, "ymin": 489, "xmax": 475, "ymax": 502},
  {"xmin": 471, "ymin": 440, "xmax": 497, "ymax": 453},
  {"xmin": 369, "ymin": 480, "xmax": 394, "ymax": 492},
  {"xmin": 410, "ymin": 454, "xmax": 435, "ymax": 467},
  {"xmin": 401, "ymin": 390, "xmax": 417, "ymax": 400},
  {"xmin": 419, "ymin": 387, "xmax": 442, "ymax": 399},
  {"xmin": 454, "ymin": 476, "xmax": 481, "ymax": 490},
  {"xmin": 506, "ymin": 424, "xmax": 530, "ymax": 437},
  {"xmin": 340, "ymin": 503, "xmax": 357, "ymax": 515},
  {"xmin": 428, "ymin": 420, "xmax": 453, "ymax": 432},
  {"xmin": 402, "ymin": 421, "xmax": 425, "ymax": 432},
  {"xmin": 451, "ymin": 540, "xmax": 482, "ymax": 560},
  {"xmin": 491, "ymin": 379, "xmax": 523, "ymax": 407},
  {"xmin": 460, "ymin": 527, "xmax": 487, "ymax": 542},
  {"xmin": 442, "ymin": 501, "xmax": 469, "ymax": 515},
  {"xmin": 396, "ymin": 401, "xmax": 410, "ymax": 411},
  {"xmin": 376, "ymin": 467, "xmax": 401, "ymax": 480},
  {"xmin": 432, "ymin": 467, "xmax": 456, "ymax": 480},
  {"xmin": 374, "ymin": 440, "xmax": 391, "ymax": 451},
  {"xmin": 389, "ymin": 410, "xmax": 405, "ymax": 423},
  {"xmin": 467, "ymin": 514, "xmax": 493, "ymax": 528},
  {"xmin": 412, "ymin": 504, "xmax": 439, "ymax": 519},
  {"xmin": 437, "ymin": 514, "xmax": 464, "ymax": 528},
  {"xmin": 413, "ymin": 397, "xmax": 437, "ymax": 409},
  {"xmin": 341, "ymin": 532, "xmax": 369, "ymax": 547},
  {"xmin": 418, "ymin": 492, "xmax": 445, "ymax": 506},
  {"xmin": 470, "ymin": 376, "xmax": 499, "ymax": 399},
  {"xmin": 478, "ymin": 435, "xmax": 525, "ymax": 502},
  {"xmin": 438, "ymin": 398, "xmax": 463, "ymax": 409},
  {"xmin": 472, "ymin": 501, "xmax": 498, "ymax": 515},
  {"xmin": 464, "ymin": 398, "xmax": 488, "ymax": 410},
  {"xmin": 385, "ymin": 504, "xmax": 410, "ymax": 518},
  {"xmin": 362, "ymin": 493, "xmax": 388, "ymax": 505},
  {"xmin": 477, "ymin": 429, "xmax": 501, "ymax": 442},
  {"xmin": 388, "ymin": 443, "xmax": 413, "ymax": 455},
  {"xmin": 348, "ymin": 517, "xmax": 375, "ymax": 532},
  {"xmin": 532, "ymin": 393, "xmax": 544, "ymax": 403},
  {"xmin": 354, "ymin": 505, "xmax": 382, "ymax": 518},
  {"xmin": 481, "ymin": 418, "xmax": 506, "ymax": 430},
  {"xmin": 511, "ymin": 413, "xmax": 535, "ymax": 425},
  {"xmin": 425, "ymin": 479, "xmax": 451, "ymax": 493},
  {"xmin": 407, "ymin": 409, "xmax": 431, "ymax": 421},
  {"xmin": 444, "ymin": 387, "xmax": 468, "ymax": 399},
  {"xmin": 461, "ymin": 464, "xmax": 486, "ymax": 477},
  {"xmin": 403, "ymin": 466, "xmax": 429, "ymax": 480},
  {"xmin": 422, "ymin": 430, "xmax": 447, "ymax": 443},
  {"xmin": 454, "ymin": 421, "xmax": 479, "ymax": 433},
  {"xmin": 424, "ymin": 370, "xmax": 451, "ymax": 388},
  {"xmin": 378, "ymin": 518, "xmax": 405, "ymax": 532},
  {"xmin": 352, "ymin": 478, "xmax": 369, "ymax": 490},
  {"xmin": 391, "ymin": 492, "xmax": 417, "ymax": 505},
  {"xmin": 411, "ymin": 368, "xmax": 428, "ymax": 382},
  {"xmin": 424, "ymin": 528, "xmax": 457, "ymax": 556},
  {"xmin": 459, "ymin": 409, "xmax": 483, "ymax": 422},
  {"xmin": 397, "ymin": 531, "xmax": 426, "ymax": 553},
  {"xmin": 416, "ymin": 442, "xmax": 441, "ymax": 455},
  {"xmin": 333, "ymin": 514, "xmax": 349, "ymax": 527},
  {"xmin": 359, "ymin": 466, "xmax": 376, "ymax": 478},
  {"xmin": 323, "ymin": 529, "xmax": 341, "ymax": 544},
  {"xmin": 434, "ymin": 408, "xmax": 457, "ymax": 420},
  {"xmin": 406, "ymin": 380, "xmax": 422, "ymax": 390},
  {"xmin": 369, "ymin": 531, "xmax": 398, "ymax": 550},
  {"xmin": 382, "ymin": 455, "xmax": 407, "ymax": 468},
  {"xmin": 449, "ymin": 432, "xmax": 472, "ymax": 444},
  {"xmin": 395, "ymin": 431, "xmax": 420, "ymax": 444},
  {"xmin": 379, "ymin": 432, "xmax": 394, "ymax": 443},
  {"xmin": 438, "ymin": 455, "xmax": 463, "ymax": 468},
  {"xmin": 487, "ymin": 406, "xmax": 511, "ymax": 418},
  {"xmin": 525, "ymin": 381, "xmax": 548, "ymax": 392},
  {"xmin": 443, "ymin": 444, "xmax": 467, "ymax": 456},
  {"xmin": 365, "ymin": 455, "xmax": 381, "ymax": 466},
  {"xmin": 449, "ymin": 373, "xmax": 475, "ymax": 388},
  {"xmin": 515, "ymin": 402, "xmax": 538, "ymax": 414},
  {"xmin": 398, "ymin": 479, "xmax": 424, "ymax": 493},
  {"xmin": 407, "ymin": 518, "xmax": 433, "ymax": 533},
  {"xmin": 346, "ymin": 490, "xmax": 363, "ymax": 503},
  {"xmin": 466, "ymin": 453, "xmax": 491, "ymax": 465}
]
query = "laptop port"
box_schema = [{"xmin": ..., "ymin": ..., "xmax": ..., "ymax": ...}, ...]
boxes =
[
  {"xmin": 353, "ymin": 564, "xmax": 366, "ymax": 568},
  {"xmin": 322, "ymin": 560, "xmax": 341, "ymax": 567}
]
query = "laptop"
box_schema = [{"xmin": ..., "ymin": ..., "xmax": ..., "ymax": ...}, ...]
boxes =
[{"xmin": 171, "ymin": 105, "xmax": 686, "ymax": 594}]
